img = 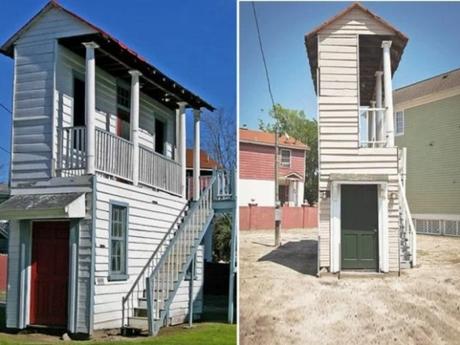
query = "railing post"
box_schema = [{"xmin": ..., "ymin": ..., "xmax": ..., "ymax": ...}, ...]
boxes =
[
  {"xmin": 82, "ymin": 42, "xmax": 99, "ymax": 175},
  {"xmin": 146, "ymin": 276, "xmax": 154, "ymax": 336},
  {"xmin": 129, "ymin": 70, "xmax": 142, "ymax": 186}
]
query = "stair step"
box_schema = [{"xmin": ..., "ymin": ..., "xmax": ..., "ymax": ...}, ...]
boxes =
[
  {"xmin": 128, "ymin": 316, "xmax": 154, "ymax": 330},
  {"xmin": 138, "ymin": 298, "xmax": 166, "ymax": 310}
]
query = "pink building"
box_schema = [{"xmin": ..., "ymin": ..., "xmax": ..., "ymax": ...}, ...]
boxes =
[{"xmin": 239, "ymin": 128, "xmax": 309, "ymax": 207}]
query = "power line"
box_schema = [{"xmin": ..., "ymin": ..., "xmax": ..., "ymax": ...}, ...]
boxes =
[
  {"xmin": 251, "ymin": 2, "xmax": 277, "ymax": 110},
  {"xmin": 0, "ymin": 103, "xmax": 12, "ymax": 114},
  {"xmin": 0, "ymin": 103, "xmax": 11, "ymax": 154}
]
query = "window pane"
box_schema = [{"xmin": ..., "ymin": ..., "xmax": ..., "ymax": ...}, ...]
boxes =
[{"xmin": 110, "ymin": 204, "xmax": 127, "ymax": 275}]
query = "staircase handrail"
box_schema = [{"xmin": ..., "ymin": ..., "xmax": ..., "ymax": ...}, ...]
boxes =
[
  {"xmin": 397, "ymin": 174, "xmax": 417, "ymax": 266},
  {"xmin": 121, "ymin": 200, "xmax": 189, "ymax": 326}
]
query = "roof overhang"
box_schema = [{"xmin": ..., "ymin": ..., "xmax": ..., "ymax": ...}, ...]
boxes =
[
  {"xmin": 0, "ymin": 1, "xmax": 214, "ymax": 112},
  {"xmin": 329, "ymin": 173, "xmax": 389, "ymax": 182},
  {"xmin": 305, "ymin": 3, "xmax": 408, "ymax": 105},
  {"xmin": 239, "ymin": 139, "xmax": 310, "ymax": 151},
  {"xmin": 282, "ymin": 172, "xmax": 304, "ymax": 180},
  {"xmin": 0, "ymin": 192, "xmax": 86, "ymax": 220}
]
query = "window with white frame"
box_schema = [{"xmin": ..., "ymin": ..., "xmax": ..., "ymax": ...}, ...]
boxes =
[
  {"xmin": 394, "ymin": 111, "xmax": 404, "ymax": 136},
  {"xmin": 280, "ymin": 149, "xmax": 291, "ymax": 167},
  {"xmin": 109, "ymin": 203, "xmax": 128, "ymax": 280}
]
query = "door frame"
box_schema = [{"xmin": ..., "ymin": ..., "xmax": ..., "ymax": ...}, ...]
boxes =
[
  {"xmin": 330, "ymin": 181, "xmax": 389, "ymax": 273},
  {"xmin": 18, "ymin": 219, "xmax": 79, "ymax": 331}
]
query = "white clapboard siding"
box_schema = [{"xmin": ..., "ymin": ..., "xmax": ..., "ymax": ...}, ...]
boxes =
[
  {"xmin": 316, "ymin": 11, "xmax": 401, "ymax": 271},
  {"xmin": 11, "ymin": 7, "xmax": 95, "ymax": 186},
  {"xmin": 6, "ymin": 221, "xmax": 21, "ymax": 328},
  {"xmin": 56, "ymin": 45, "xmax": 175, "ymax": 154},
  {"xmin": 319, "ymin": 8, "xmax": 395, "ymax": 35},
  {"xmin": 93, "ymin": 176, "xmax": 204, "ymax": 330}
]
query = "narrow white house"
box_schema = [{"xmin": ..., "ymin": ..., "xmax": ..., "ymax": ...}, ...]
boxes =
[
  {"xmin": 305, "ymin": 3, "xmax": 416, "ymax": 274},
  {"xmin": 0, "ymin": 1, "xmax": 236, "ymax": 337}
]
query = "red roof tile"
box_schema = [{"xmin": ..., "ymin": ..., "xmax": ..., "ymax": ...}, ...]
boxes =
[{"xmin": 239, "ymin": 128, "xmax": 309, "ymax": 150}]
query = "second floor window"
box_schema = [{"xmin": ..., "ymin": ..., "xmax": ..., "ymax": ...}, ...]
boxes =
[
  {"xmin": 73, "ymin": 77, "xmax": 85, "ymax": 127},
  {"xmin": 109, "ymin": 203, "xmax": 128, "ymax": 280},
  {"xmin": 155, "ymin": 119, "xmax": 166, "ymax": 155},
  {"xmin": 395, "ymin": 111, "xmax": 404, "ymax": 136},
  {"xmin": 280, "ymin": 149, "xmax": 291, "ymax": 167},
  {"xmin": 116, "ymin": 84, "xmax": 131, "ymax": 140}
]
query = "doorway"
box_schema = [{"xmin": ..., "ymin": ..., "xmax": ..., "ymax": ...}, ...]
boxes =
[
  {"xmin": 30, "ymin": 221, "xmax": 69, "ymax": 326},
  {"xmin": 340, "ymin": 184, "xmax": 379, "ymax": 270}
]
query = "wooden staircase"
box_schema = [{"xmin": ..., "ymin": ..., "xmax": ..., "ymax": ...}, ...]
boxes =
[{"xmin": 121, "ymin": 170, "xmax": 235, "ymax": 336}]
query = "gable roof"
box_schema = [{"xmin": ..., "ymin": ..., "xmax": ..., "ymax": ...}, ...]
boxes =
[
  {"xmin": 306, "ymin": 2, "xmax": 407, "ymax": 41},
  {"xmin": 185, "ymin": 149, "xmax": 220, "ymax": 170},
  {"xmin": 239, "ymin": 128, "xmax": 309, "ymax": 150},
  {"xmin": 1, "ymin": 1, "xmax": 214, "ymax": 111},
  {"xmin": 305, "ymin": 2, "xmax": 408, "ymax": 100},
  {"xmin": 394, "ymin": 68, "xmax": 460, "ymax": 105}
]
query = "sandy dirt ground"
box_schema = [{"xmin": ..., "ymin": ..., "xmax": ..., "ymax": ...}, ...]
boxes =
[{"xmin": 239, "ymin": 229, "xmax": 460, "ymax": 345}]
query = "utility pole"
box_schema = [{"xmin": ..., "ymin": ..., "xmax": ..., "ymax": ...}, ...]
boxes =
[{"xmin": 274, "ymin": 124, "xmax": 281, "ymax": 247}]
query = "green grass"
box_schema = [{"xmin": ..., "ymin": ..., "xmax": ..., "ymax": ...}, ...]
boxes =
[{"xmin": 0, "ymin": 315, "xmax": 235, "ymax": 345}]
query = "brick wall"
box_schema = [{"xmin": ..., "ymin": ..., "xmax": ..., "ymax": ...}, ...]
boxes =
[{"xmin": 240, "ymin": 205, "xmax": 317, "ymax": 230}]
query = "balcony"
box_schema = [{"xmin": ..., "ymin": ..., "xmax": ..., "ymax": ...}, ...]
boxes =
[
  {"xmin": 57, "ymin": 126, "xmax": 181, "ymax": 196},
  {"xmin": 359, "ymin": 107, "xmax": 388, "ymax": 148}
]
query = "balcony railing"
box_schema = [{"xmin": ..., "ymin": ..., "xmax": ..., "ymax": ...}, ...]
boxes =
[
  {"xmin": 139, "ymin": 145, "xmax": 181, "ymax": 195},
  {"xmin": 58, "ymin": 126, "xmax": 181, "ymax": 195},
  {"xmin": 58, "ymin": 126, "xmax": 86, "ymax": 170},
  {"xmin": 95, "ymin": 128, "xmax": 134, "ymax": 181},
  {"xmin": 359, "ymin": 107, "xmax": 387, "ymax": 148}
]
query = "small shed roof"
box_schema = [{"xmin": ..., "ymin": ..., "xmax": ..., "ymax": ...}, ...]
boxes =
[
  {"xmin": 394, "ymin": 68, "xmax": 460, "ymax": 105},
  {"xmin": 1, "ymin": 1, "xmax": 214, "ymax": 111},
  {"xmin": 0, "ymin": 192, "xmax": 86, "ymax": 220},
  {"xmin": 239, "ymin": 128, "xmax": 309, "ymax": 150}
]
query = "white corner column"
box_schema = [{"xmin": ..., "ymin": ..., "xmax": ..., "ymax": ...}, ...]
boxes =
[
  {"xmin": 375, "ymin": 71, "xmax": 383, "ymax": 146},
  {"xmin": 193, "ymin": 109, "xmax": 201, "ymax": 201},
  {"xmin": 177, "ymin": 102, "xmax": 187, "ymax": 198},
  {"xmin": 382, "ymin": 41, "xmax": 394, "ymax": 147},
  {"xmin": 83, "ymin": 42, "xmax": 99, "ymax": 175},
  {"xmin": 129, "ymin": 70, "xmax": 142, "ymax": 186}
]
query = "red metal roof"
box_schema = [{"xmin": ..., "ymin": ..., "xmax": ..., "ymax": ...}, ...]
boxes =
[
  {"xmin": 185, "ymin": 149, "xmax": 220, "ymax": 170},
  {"xmin": 239, "ymin": 128, "xmax": 309, "ymax": 150},
  {"xmin": 0, "ymin": 0, "xmax": 214, "ymax": 111}
]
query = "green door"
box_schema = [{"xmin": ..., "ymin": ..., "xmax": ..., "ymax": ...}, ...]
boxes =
[{"xmin": 341, "ymin": 184, "xmax": 378, "ymax": 270}]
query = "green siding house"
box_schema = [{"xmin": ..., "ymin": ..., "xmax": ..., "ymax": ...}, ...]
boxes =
[{"xmin": 394, "ymin": 68, "xmax": 460, "ymax": 236}]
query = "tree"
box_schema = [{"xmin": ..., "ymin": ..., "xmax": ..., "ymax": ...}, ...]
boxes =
[
  {"xmin": 212, "ymin": 213, "xmax": 232, "ymax": 262},
  {"xmin": 201, "ymin": 109, "xmax": 236, "ymax": 170},
  {"xmin": 259, "ymin": 104, "xmax": 318, "ymax": 204}
]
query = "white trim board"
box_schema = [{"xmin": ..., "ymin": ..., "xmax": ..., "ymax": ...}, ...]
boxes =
[
  {"xmin": 412, "ymin": 213, "xmax": 460, "ymax": 221},
  {"xmin": 394, "ymin": 86, "xmax": 460, "ymax": 112},
  {"xmin": 330, "ymin": 181, "xmax": 389, "ymax": 273}
]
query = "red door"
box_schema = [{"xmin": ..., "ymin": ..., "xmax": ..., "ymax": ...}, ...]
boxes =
[{"xmin": 30, "ymin": 221, "xmax": 69, "ymax": 326}]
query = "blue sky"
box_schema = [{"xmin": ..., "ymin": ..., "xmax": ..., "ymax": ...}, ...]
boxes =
[
  {"xmin": 0, "ymin": 0, "xmax": 236, "ymax": 181},
  {"xmin": 240, "ymin": 1, "xmax": 460, "ymax": 128}
]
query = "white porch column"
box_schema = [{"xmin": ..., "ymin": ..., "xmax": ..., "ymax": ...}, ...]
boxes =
[
  {"xmin": 129, "ymin": 70, "xmax": 142, "ymax": 186},
  {"xmin": 369, "ymin": 100, "xmax": 376, "ymax": 145},
  {"xmin": 83, "ymin": 42, "xmax": 99, "ymax": 175},
  {"xmin": 382, "ymin": 41, "xmax": 394, "ymax": 147},
  {"xmin": 193, "ymin": 109, "xmax": 201, "ymax": 201},
  {"xmin": 375, "ymin": 71, "xmax": 383, "ymax": 145},
  {"xmin": 177, "ymin": 102, "xmax": 187, "ymax": 198}
]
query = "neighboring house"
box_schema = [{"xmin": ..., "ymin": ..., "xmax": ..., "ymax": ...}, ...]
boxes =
[
  {"xmin": 185, "ymin": 148, "xmax": 219, "ymax": 200},
  {"xmin": 239, "ymin": 128, "xmax": 309, "ymax": 207},
  {"xmin": 0, "ymin": 1, "xmax": 235, "ymax": 337},
  {"xmin": 394, "ymin": 68, "xmax": 460, "ymax": 236},
  {"xmin": 305, "ymin": 3, "xmax": 416, "ymax": 274}
]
